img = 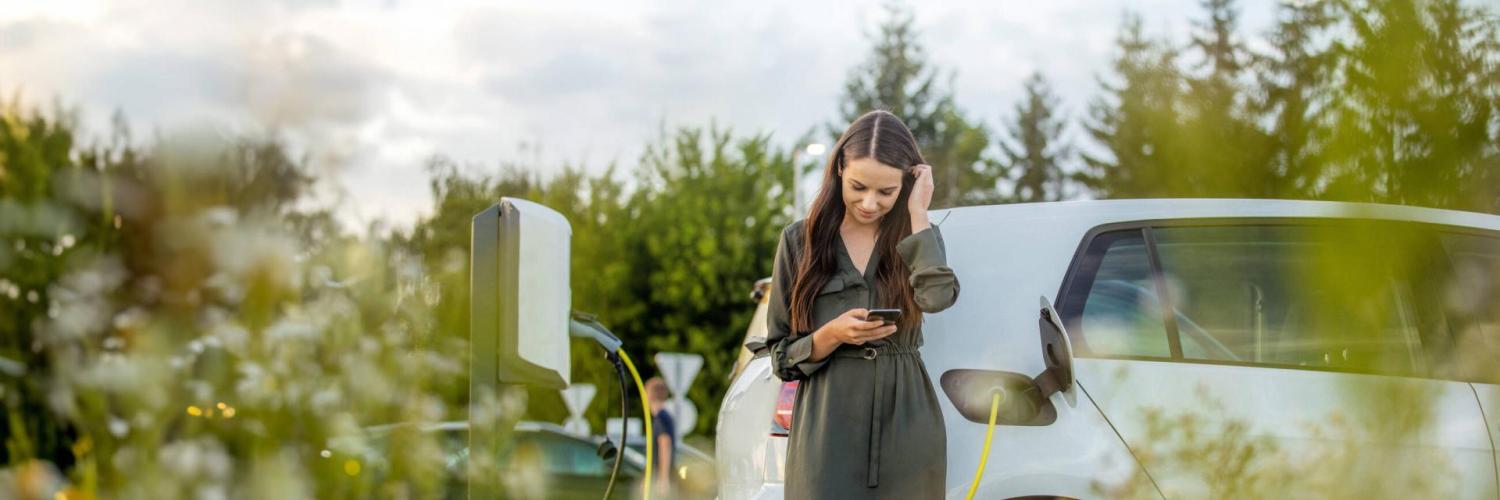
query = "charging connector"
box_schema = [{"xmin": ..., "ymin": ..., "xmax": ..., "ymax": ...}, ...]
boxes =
[
  {"xmin": 570, "ymin": 312, "xmax": 651, "ymax": 500},
  {"xmin": 966, "ymin": 388, "xmax": 1005, "ymax": 500}
]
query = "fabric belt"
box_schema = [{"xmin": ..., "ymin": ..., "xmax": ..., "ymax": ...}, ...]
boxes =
[{"xmin": 832, "ymin": 343, "xmax": 920, "ymax": 488}]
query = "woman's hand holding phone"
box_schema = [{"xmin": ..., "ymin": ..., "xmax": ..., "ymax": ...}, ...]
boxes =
[{"xmin": 821, "ymin": 308, "xmax": 897, "ymax": 346}]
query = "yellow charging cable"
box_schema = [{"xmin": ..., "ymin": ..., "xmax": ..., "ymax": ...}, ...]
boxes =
[
  {"xmin": 966, "ymin": 390, "xmax": 1004, "ymax": 500},
  {"xmin": 616, "ymin": 349, "xmax": 652, "ymax": 500}
]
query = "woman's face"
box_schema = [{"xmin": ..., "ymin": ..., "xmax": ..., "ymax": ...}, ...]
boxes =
[{"xmin": 840, "ymin": 156, "xmax": 905, "ymax": 226}]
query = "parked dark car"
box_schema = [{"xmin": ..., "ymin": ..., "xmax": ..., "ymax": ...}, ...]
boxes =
[
  {"xmin": 333, "ymin": 420, "xmax": 643, "ymax": 499},
  {"xmin": 623, "ymin": 439, "xmax": 717, "ymax": 499}
]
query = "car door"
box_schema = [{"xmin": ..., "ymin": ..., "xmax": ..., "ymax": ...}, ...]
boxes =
[
  {"xmin": 502, "ymin": 431, "xmax": 641, "ymax": 499},
  {"xmin": 1059, "ymin": 221, "xmax": 1496, "ymax": 499},
  {"xmin": 1436, "ymin": 230, "xmax": 1500, "ymax": 491}
]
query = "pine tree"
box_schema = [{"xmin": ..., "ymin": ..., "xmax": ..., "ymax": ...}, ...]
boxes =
[
  {"xmin": 1255, "ymin": 0, "xmax": 1338, "ymax": 197},
  {"xmin": 1179, "ymin": 0, "xmax": 1275, "ymax": 197},
  {"xmin": 1322, "ymin": 0, "xmax": 1499, "ymax": 211},
  {"xmin": 1474, "ymin": 11, "xmax": 1500, "ymax": 214},
  {"xmin": 1414, "ymin": 0, "xmax": 1500, "ymax": 214},
  {"xmin": 836, "ymin": 3, "xmax": 994, "ymax": 207},
  {"xmin": 999, "ymin": 72, "xmax": 1071, "ymax": 202},
  {"xmin": 1080, "ymin": 14, "xmax": 1188, "ymax": 198}
]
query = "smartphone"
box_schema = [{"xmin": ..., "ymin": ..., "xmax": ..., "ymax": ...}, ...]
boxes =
[{"xmin": 864, "ymin": 308, "xmax": 903, "ymax": 325}]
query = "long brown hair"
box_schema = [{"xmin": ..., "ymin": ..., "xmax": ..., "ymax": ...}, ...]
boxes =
[{"xmin": 790, "ymin": 110, "xmax": 925, "ymax": 335}]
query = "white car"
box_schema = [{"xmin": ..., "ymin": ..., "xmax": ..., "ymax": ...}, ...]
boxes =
[{"xmin": 716, "ymin": 199, "xmax": 1500, "ymax": 499}]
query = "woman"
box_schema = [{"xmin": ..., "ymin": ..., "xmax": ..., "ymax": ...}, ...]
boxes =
[{"xmin": 767, "ymin": 110, "xmax": 960, "ymax": 498}]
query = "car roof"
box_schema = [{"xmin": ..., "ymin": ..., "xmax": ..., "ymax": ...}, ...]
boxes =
[{"xmin": 935, "ymin": 198, "xmax": 1500, "ymax": 232}]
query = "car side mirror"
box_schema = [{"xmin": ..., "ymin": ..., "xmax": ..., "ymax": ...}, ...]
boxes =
[{"xmin": 1034, "ymin": 295, "xmax": 1074, "ymax": 398}]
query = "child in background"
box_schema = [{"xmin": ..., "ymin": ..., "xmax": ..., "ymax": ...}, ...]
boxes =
[{"xmin": 645, "ymin": 377, "xmax": 675, "ymax": 497}]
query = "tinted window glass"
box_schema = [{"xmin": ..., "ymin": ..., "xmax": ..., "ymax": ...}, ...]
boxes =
[
  {"xmin": 535, "ymin": 433, "xmax": 610, "ymax": 477},
  {"xmin": 498, "ymin": 432, "xmax": 612, "ymax": 477},
  {"xmin": 1068, "ymin": 230, "xmax": 1171, "ymax": 357},
  {"xmin": 1438, "ymin": 232, "xmax": 1500, "ymax": 381},
  {"xmin": 1152, "ymin": 224, "xmax": 1427, "ymax": 375}
]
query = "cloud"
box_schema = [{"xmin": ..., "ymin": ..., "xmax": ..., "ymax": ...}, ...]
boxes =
[
  {"xmin": 242, "ymin": 33, "xmax": 390, "ymax": 130},
  {"xmin": 0, "ymin": 18, "xmax": 60, "ymax": 50},
  {"xmin": 83, "ymin": 52, "xmax": 242, "ymax": 126},
  {"xmin": 1, "ymin": 0, "xmax": 1301, "ymax": 231},
  {"xmin": 450, "ymin": 1, "xmax": 860, "ymax": 165}
]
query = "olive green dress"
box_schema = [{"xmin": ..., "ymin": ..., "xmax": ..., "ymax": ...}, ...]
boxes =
[{"xmin": 767, "ymin": 219, "xmax": 961, "ymax": 499}]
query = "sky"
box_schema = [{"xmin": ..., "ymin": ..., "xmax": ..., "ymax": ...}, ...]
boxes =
[{"xmin": 0, "ymin": 0, "xmax": 1286, "ymax": 231}]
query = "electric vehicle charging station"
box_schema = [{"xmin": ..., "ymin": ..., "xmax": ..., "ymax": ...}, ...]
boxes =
[
  {"xmin": 468, "ymin": 198, "xmax": 654, "ymax": 500},
  {"xmin": 469, "ymin": 198, "xmax": 573, "ymax": 500}
]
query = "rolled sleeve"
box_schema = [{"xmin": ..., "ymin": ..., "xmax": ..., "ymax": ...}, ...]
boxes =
[
  {"xmin": 771, "ymin": 331, "xmax": 829, "ymax": 381},
  {"xmin": 896, "ymin": 225, "xmax": 960, "ymax": 313},
  {"xmin": 767, "ymin": 222, "xmax": 830, "ymax": 381}
]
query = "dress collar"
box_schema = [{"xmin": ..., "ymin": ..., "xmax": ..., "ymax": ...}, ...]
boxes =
[{"xmin": 834, "ymin": 230, "xmax": 881, "ymax": 283}]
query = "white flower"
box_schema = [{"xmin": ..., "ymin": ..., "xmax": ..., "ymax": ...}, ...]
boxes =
[
  {"xmin": 108, "ymin": 416, "xmax": 129, "ymax": 437},
  {"xmin": 266, "ymin": 318, "xmax": 318, "ymax": 342}
]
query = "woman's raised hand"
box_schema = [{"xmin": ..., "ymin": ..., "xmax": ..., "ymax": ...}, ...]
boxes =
[
  {"xmin": 908, "ymin": 164, "xmax": 933, "ymax": 232},
  {"xmin": 827, "ymin": 308, "xmax": 897, "ymax": 346}
]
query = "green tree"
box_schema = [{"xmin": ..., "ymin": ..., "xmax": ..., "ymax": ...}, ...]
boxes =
[
  {"xmin": 1321, "ymin": 0, "xmax": 1500, "ymax": 211},
  {"xmin": 836, "ymin": 3, "xmax": 993, "ymax": 207},
  {"xmin": 1079, "ymin": 14, "xmax": 1189, "ymax": 198},
  {"xmin": 1179, "ymin": 0, "xmax": 1277, "ymax": 196},
  {"xmin": 1255, "ymin": 0, "xmax": 1339, "ymax": 196},
  {"xmin": 0, "ymin": 100, "xmax": 92, "ymax": 471},
  {"xmin": 618, "ymin": 126, "xmax": 792, "ymax": 434},
  {"xmin": 998, "ymin": 72, "xmax": 1071, "ymax": 203}
]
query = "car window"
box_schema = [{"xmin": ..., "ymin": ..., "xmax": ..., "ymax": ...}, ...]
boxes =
[
  {"xmin": 1437, "ymin": 232, "xmax": 1500, "ymax": 382},
  {"xmin": 1063, "ymin": 230, "xmax": 1227, "ymax": 359},
  {"xmin": 531, "ymin": 433, "xmax": 612, "ymax": 477},
  {"xmin": 1151, "ymin": 224, "xmax": 1427, "ymax": 375},
  {"xmin": 1066, "ymin": 230, "xmax": 1171, "ymax": 357},
  {"xmin": 1062, "ymin": 221, "xmax": 1456, "ymax": 377},
  {"xmin": 493, "ymin": 431, "xmax": 620, "ymax": 479}
]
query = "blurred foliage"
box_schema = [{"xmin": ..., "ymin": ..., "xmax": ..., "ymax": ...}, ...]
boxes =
[
  {"xmin": 1082, "ymin": 0, "xmax": 1500, "ymax": 214},
  {"xmin": 1096, "ymin": 382, "xmax": 1455, "ymax": 499},
  {"xmin": 0, "ymin": 101, "xmax": 466, "ymax": 498}
]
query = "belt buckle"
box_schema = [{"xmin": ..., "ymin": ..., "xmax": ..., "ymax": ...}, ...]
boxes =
[{"xmin": 862, "ymin": 346, "xmax": 878, "ymax": 360}]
